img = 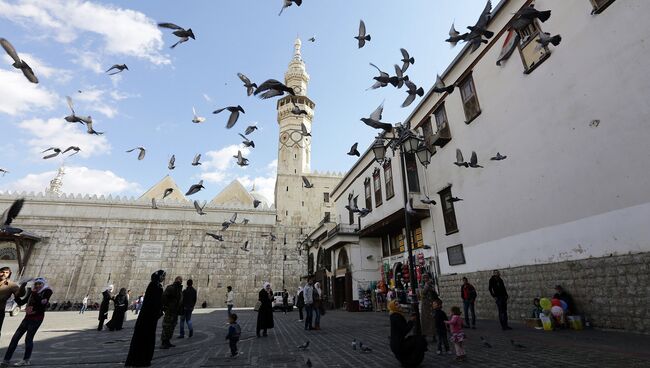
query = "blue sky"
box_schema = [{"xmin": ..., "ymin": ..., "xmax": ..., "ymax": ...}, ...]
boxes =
[{"xmin": 0, "ymin": 0, "xmax": 485, "ymax": 204}]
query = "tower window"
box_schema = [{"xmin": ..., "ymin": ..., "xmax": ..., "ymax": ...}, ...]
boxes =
[
  {"xmin": 286, "ymin": 186, "xmax": 289, "ymax": 191},
  {"xmin": 295, "ymin": 169, "xmax": 296, "ymax": 173},
  {"xmin": 295, "ymin": 154, "xmax": 297, "ymax": 159},
  {"xmin": 302, "ymin": 201, "xmax": 304, "ymax": 207},
  {"xmin": 323, "ymin": 193, "xmax": 329, "ymax": 203},
  {"xmin": 286, "ymin": 210, "xmax": 288, "ymax": 216}
]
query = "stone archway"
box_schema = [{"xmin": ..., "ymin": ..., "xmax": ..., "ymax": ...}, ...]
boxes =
[{"xmin": 337, "ymin": 248, "xmax": 349, "ymax": 269}]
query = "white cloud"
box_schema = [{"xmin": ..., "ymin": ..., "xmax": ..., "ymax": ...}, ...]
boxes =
[
  {"xmin": 75, "ymin": 87, "xmax": 118, "ymax": 118},
  {"xmin": 236, "ymin": 175, "xmax": 276, "ymax": 206},
  {"xmin": 202, "ymin": 145, "xmax": 251, "ymax": 173},
  {"xmin": 75, "ymin": 50, "xmax": 104, "ymax": 73},
  {"xmin": 17, "ymin": 117, "xmax": 111, "ymax": 158},
  {"xmin": 0, "ymin": 0, "xmax": 169, "ymax": 65},
  {"xmin": 0, "ymin": 166, "xmax": 140, "ymax": 196},
  {"xmin": 0, "ymin": 69, "xmax": 59, "ymax": 115}
]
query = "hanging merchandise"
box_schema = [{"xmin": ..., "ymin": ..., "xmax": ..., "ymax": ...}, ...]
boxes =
[
  {"xmin": 416, "ymin": 265, "xmax": 422, "ymax": 282},
  {"xmin": 402, "ymin": 264, "xmax": 410, "ymax": 283},
  {"xmin": 417, "ymin": 252, "xmax": 425, "ymax": 266}
]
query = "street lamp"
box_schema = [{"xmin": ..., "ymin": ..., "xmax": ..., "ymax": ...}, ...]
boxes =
[{"xmin": 371, "ymin": 125, "xmax": 429, "ymax": 335}]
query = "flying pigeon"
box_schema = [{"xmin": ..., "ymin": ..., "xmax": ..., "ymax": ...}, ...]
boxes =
[
  {"xmin": 358, "ymin": 208, "xmax": 371, "ymax": 217},
  {"xmin": 399, "ymin": 48, "xmax": 415, "ymax": 73},
  {"xmin": 206, "ymin": 233, "xmax": 224, "ymax": 241},
  {"xmin": 469, "ymin": 151, "xmax": 483, "ymax": 168},
  {"xmin": 84, "ymin": 118, "xmax": 103, "ymax": 135},
  {"xmin": 213, "ymin": 105, "xmax": 245, "ymax": 129},
  {"xmin": 269, "ymin": 233, "xmax": 277, "ymax": 241},
  {"xmin": 421, "ymin": 195, "xmax": 436, "ymax": 205},
  {"xmin": 186, "ymin": 180, "xmax": 205, "ymax": 196},
  {"xmin": 158, "ymin": 22, "xmax": 195, "ymax": 48},
  {"xmin": 300, "ymin": 123, "xmax": 311, "ymax": 137},
  {"xmin": 302, "ymin": 176, "xmax": 313, "ymax": 188},
  {"xmin": 511, "ymin": 339, "xmax": 526, "ymax": 349},
  {"xmin": 238, "ymin": 133, "xmax": 255, "ymax": 148},
  {"xmin": 355, "ymin": 20, "xmax": 371, "ymax": 48},
  {"xmin": 345, "ymin": 192, "xmax": 359, "ymax": 213},
  {"xmin": 368, "ymin": 63, "xmax": 398, "ymax": 90},
  {"xmin": 62, "ymin": 146, "xmax": 81, "ymax": 156},
  {"xmin": 361, "ymin": 102, "xmax": 393, "ymax": 132},
  {"xmin": 297, "ymin": 340, "xmax": 310, "ymax": 350},
  {"xmin": 126, "ymin": 147, "xmax": 146, "ymax": 160},
  {"xmin": 244, "ymin": 125, "xmax": 258, "ymax": 135},
  {"xmin": 445, "ymin": 23, "xmax": 468, "ymax": 47},
  {"xmin": 406, "ymin": 197, "xmax": 417, "ymax": 216},
  {"xmin": 467, "ymin": 1, "xmax": 495, "ymax": 39},
  {"xmin": 432, "ymin": 74, "xmax": 455, "ymax": 94},
  {"xmin": 168, "ymin": 155, "xmax": 176, "ymax": 170},
  {"xmin": 511, "ymin": 5, "xmax": 551, "ymax": 31},
  {"xmin": 237, "ymin": 73, "xmax": 257, "ymax": 96},
  {"xmin": 254, "ymin": 79, "xmax": 295, "ymax": 99},
  {"xmin": 1, "ymin": 198, "xmax": 25, "ymax": 234},
  {"xmin": 193, "ymin": 200, "xmax": 206, "ymax": 215},
  {"xmin": 392, "ymin": 64, "xmax": 408, "ymax": 89},
  {"xmin": 221, "ymin": 213, "xmax": 237, "ymax": 231},
  {"xmin": 279, "ymin": 0, "xmax": 302, "ymax": 16},
  {"xmin": 490, "ymin": 152, "xmax": 507, "ymax": 161},
  {"xmin": 105, "ymin": 64, "xmax": 128, "ymax": 75},
  {"xmin": 291, "ymin": 101, "xmax": 308, "ymax": 115},
  {"xmin": 240, "ymin": 240, "xmax": 250, "ymax": 252},
  {"xmin": 162, "ymin": 188, "xmax": 174, "ymax": 199},
  {"xmin": 233, "ymin": 150, "xmax": 249, "ymax": 167},
  {"xmin": 192, "ymin": 153, "xmax": 202, "ymax": 166},
  {"xmin": 253, "ymin": 199, "xmax": 262, "ymax": 208},
  {"xmin": 64, "ymin": 96, "xmax": 91, "ymax": 124},
  {"xmin": 0, "ymin": 169, "xmax": 8, "ymax": 176},
  {"xmin": 240, "ymin": 218, "xmax": 249, "ymax": 225},
  {"xmin": 449, "ymin": 196, "xmax": 463, "ymax": 203},
  {"xmin": 151, "ymin": 198, "xmax": 158, "ymax": 209},
  {"xmin": 42, "ymin": 147, "xmax": 62, "ymax": 160},
  {"xmin": 536, "ymin": 32, "xmax": 562, "ymax": 49},
  {"xmin": 480, "ymin": 336, "xmax": 492, "ymax": 348},
  {"xmin": 402, "ymin": 80, "xmax": 424, "ymax": 108},
  {"xmin": 308, "ymin": 36, "xmax": 316, "ymax": 42},
  {"xmin": 0, "ymin": 38, "xmax": 38, "ymax": 83},
  {"xmin": 454, "ymin": 149, "xmax": 469, "ymax": 168},
  {"xmin": 192, "ymin": 107, "xmax": 206, "ymax": 124},
  {"xmin": 347, "ymin": 143, "xmax": 360, "ymax": 157}
]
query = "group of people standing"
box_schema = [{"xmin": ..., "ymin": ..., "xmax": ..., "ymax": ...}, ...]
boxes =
[
  {"xmin": 294, "ymin": 278, "xmax": 324, "ymax": 331},
  {"xmin": 97, "ymin": 285, "xmax": 130, "ymax": 331}
]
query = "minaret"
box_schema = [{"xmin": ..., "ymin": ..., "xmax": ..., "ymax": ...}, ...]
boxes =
[
  {"xmin": 274, "ymin": 38, "xmax": 316, "ymax": 226},
  {"xmin": 46, "ymin": 166, "xmax": 65, "ymax": 195}
]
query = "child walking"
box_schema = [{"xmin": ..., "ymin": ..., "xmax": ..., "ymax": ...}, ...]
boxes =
[
  {"xmin": 445, "ymin": 306, "xmax": 466, "ymax": 361},
  {"xmin": 225, "ymin": 313, "xmax": 241, "ymax": 357},
  {"xmin": 432, "ymin": 299, "xmax": 451, "ymax": 355}
]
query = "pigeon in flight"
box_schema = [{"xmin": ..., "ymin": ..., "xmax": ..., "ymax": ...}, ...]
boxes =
[
  {"xmin": 253, "ymin": 199, "xmax": 262, "ymax": 208},
  {"xmin": 192, "ymin": 107, "xmax": 206, "ymax": 124},
  {"xmin": 126, "ymin": 147, "xmax": 146, "ymax": 161},
  {"xmin": 192, "ymin": 154, "xmax": 202, "ymax": 166},
  {"xmin": 449, "ymin": 196, "xmax": 463, "ymax": 203},
  {"xmin": 239, "ymin": 133, "xmax": 255, "ymax": 148},
  {"xmin": 240, "ymin": 240, "xmax": 250, "ymax": 252},
  {"xmin": 244, "ymin": 125, "xmax": 258, "ymax": 135},
  {"xmin": 84, "ymin": 118, "xmax": 103, "ymax": 135},
  {"xmin": 454, "ymin": 149, "xmax": 469, "ymax": 168},
  {"xmin": 467, "ymin": 1, "xmax": 494, "ymax": 39},
  {"xmin": 222, "ymin": 213, "xmax": 237, "ymax": 231},
  {"xmin": 241, "ymin": 218, "xmax": 250, "ymax": 225},
  {"xmin": 0, "ymin": 168, "xmax": 8, "ymax": 176},
  {"xmin": 237, "ymin": 73, "xmax": 257, "ymax": 96},
  {"xmin": 213, "ymin": 106, "xmax": 245, "ymax": 129},
  {"xmin": 279, "ymin": 0, "xmax": 302, "ymax": 16},
  {"xmin": 308, "ymin": 36, "xmax": 316, "ymax": 42},
  {"xmin": 291, "ymin": 101, "xmax": 308, "ymax": 116},
  {"xmin": 0, "ymin": 38, "xmax": 38, "ymax": 83},
  {"xmin": 151, "ymin": 198, "xmax": 158, "ymax": 209},
  {"xmin": 297, "ymin": 340, "xmax": 310, "ymax": 350},
  {"xmin": 162, "ymin": 188, "xmax": 174, "ymax": 199},
  {"xmin": 168, "ymin": 155, "xmax": 176, "ymax": 170},
  {"xmin": 399, "ymin": 48, "xmax": 415, "ymax": 73},
  {"xmin": 392, "ymin": 64, "xmax": 408, "ymax": 89},
  {"xmin": 254, "ymin": 79, "xmax": 295, "ymax": 99},
  {"xmin": 42, "ymin": 147, "xmax": 62, "ymax": 160},
  {"xmin": 490, "ymin": 152, "xmax": 507, "ymax": 161},
  {"xmin": 302, "ymin": 176, "xmax": 313, "ymax": 188},
  {"xmin": 300, "ymin": 123, "xmax": 311, "ymax": 137},
  {"xmin": 368, "ymin": 63, "xmax": 397, "ymax": 90},
  {"xmin": 62, "ymin": 146, "xmax": 81, "ymax": 156},
  {"xmin": 206, "ymin": 233, "xmax": 224, "ymax": 241},
  {"xmin": 432, "ymin": 74, "xmax": 455, "ymax": 94},
  {"xmin": 193, "ymin": 200, "xmax": 207, "ymax": 215},
  {"xmin": 345, "ymin": 192, "xmax": 359, "ymax": 213},
  {"xmin": 105, "ymin": 64, "xmax": 128, "ymax": 75},
  {"xmin": 358, "ymin": 208, "xmax": 371, "ymax": 217},
  {"xmin": 355, "ymin": 20, "xmax": 371, "ymax": 48},
  {"xmin": 402, "ymin": 80, "xmax": 424, "ymax": 108},
  {"xmin": 1, "ymin": 198, "xmax": 25, "ymax": 235},
  {"xmin": 480, "ymin": 336, "xmax": 492, "ymax": 348},
  {"xmin": 536, "ymin": 32, "xmax": 562, "ymax": 49},
  {"xmin": 469, "ymin": 151, "xmax": 483, "ymax": 168},
  {"xmin": 64, "ymin": 96, "xmax": 91, "ymax": 124},
  {"xmin": 406, "ymin": 197, "xmax": 417, "ymax": 216},
  {"xmin": 511, "ymin": 4, "xmax": 551, "ymax": 31},
  {"xmin": 347, "ymin": 143, "xmax": 360, "ymax": 157},
  {"xmin": 361, "ymin": 102, "xmax": 393, "ymax": 132},
  {"xmin": 445, "ymin": 23, "xmax": 468, "ymax": 47},
  {"xmin": 158, "ymin": 23, "xmax": 195, "ymax": 48},
  {"xmin": 421, "ymin": 195, "xmax": 436, "ymax": 205},
  {"xmin": 186, "ymin": 180, "xmax": 205, "ymax": 196},
  {"xmin": 233, "ymin": 150, "xmax": 249, "ymax": 167},
  {"xmin": 511, "ymin": 339, "xmax": 526, "ymax": 349},
  {"xmin": 269, "ymin": 233, "xmax": 277, "ymax": 241}
]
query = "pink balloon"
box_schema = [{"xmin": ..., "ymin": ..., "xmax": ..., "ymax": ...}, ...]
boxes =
[{"xmin": 551, "ymin": 306, "xmax": 563, "ymax": 317}]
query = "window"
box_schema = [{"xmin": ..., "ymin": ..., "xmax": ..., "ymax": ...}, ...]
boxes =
[
  {"xmin": 383, "ymin": 160, "xmax": 395, "ymax": 199},
  {"xmin": 516, "ymin": 21, "xmax": 550, "ymax": 74},
  {"xmin": 590, "ymin": 0, "xmax": 615, "ymax": 14},
  {"xmin": 459, "ymin": 74, "xmax": 481, "ymax": 123},
  {"xmin": 438, "ymin": 186, "xmax": 459, "ymax": 234},
  {"xmin": 373, "ymin": 169, "xmax": 383, "ymax": 207},
  {"xmin": 381, "ymin": 235, "xmax": 390, "ymax": 258},
  {"xmin": 323, "ymin": 192, "xmax": 329, "ymax": 203},
  {"xmin": 404, "ymin": 153, "xmax": 420, "ymax": 193},
  {"xmin": 447, "ymin": 244, "xmax": 466, "ymax": 266},
  {"xmin": 308, "ymin": 253, "xmax": 314, "ymax": 274},
  {"xmin": 389, "ymin": 231, "xmax": 402, "ymax": 254},
  {"xmin": 433, "ymin": 104, "xmax": 452, "ymax": 147},
  {"xmin": 364, "ymin": 178, "xmax": 372, "ymax": 210},
  {"xmin": 413, "ymin": 224, "xmax": 424, "ymax": 249},
  {"xmin": 324, "ymin": 212, "xmax": 330, "ymax": 222},
  {"xmin": 421, "ymin": 117, "xmax": 435, "ymax": 150}
]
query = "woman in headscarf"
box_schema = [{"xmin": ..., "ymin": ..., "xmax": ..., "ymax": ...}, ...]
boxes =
[
  {"xmin": 420, "ymin": 273, "xmax": 438, "ymax": 343},
  {"xmin": 389, "ymin": 300, "xmax": 427, "ymax": 367},
  {"xmin": 125, "ymin": 270, "xmax": 165, "ymax": 367},
  {"xmin": 256, "ymin": 282, "xmax": 274, "ymax": 337},
  {"xmin": 313, "ymin": 282, "xmax": 322, "ymax": 330},
  {"xmin": 106, "ymin": 288, "xmax": 129, "ymax": 331},
  {"xmin": 98, "ymin": 284, "xmax": 114, "ymax": 331},
  {"xmin": 2, "ymin": 277, "xmax": 53, "ymax": 367}
]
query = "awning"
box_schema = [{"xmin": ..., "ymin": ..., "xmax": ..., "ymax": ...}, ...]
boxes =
[{"xmin": 358, "ymin": 208, "xmax": 429, "ymax": 237}]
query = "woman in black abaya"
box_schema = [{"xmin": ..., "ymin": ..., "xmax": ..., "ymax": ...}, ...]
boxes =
[
  {"xmin": 98, "ymin": 285, "xmax": 113, "ymax": 331},
  {"xmin": 107, "ymin": 288, "xmax": 129, "ymax": 331},
  {"xmin": 124, "ymin": 270, "xmax": 165, "ymax": 367}
]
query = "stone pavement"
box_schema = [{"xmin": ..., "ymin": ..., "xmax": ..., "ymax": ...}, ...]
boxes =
[{"xmin": 0, "ymin": 308, "xmax": 649, "ymax": 367}]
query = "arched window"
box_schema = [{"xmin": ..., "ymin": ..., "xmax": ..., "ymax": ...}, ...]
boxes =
[
  {"xmin": 308, "ymin": 253, "xmax": 314, "ymax": 275},
  {"xmin": 337, "ymin": 249, "xmax": 349, "ymax": 269},
  {"xmin": 316, "ymin": 248, "xmax": 324, "ymax": 271}
]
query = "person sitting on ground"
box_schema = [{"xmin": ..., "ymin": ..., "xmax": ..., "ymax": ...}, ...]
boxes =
[
  {"xmin": 553, "ymin": 285, "xmax": 576, "ymax": 315},
  {"xmin": 531, "ymin": 298, "xmax": 543, "ymax": 319},
  {"xmin": 388, "ymin": 299, "xmax": 427, "ymax": 367}
]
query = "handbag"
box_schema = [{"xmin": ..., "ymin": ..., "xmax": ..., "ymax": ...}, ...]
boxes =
[{"xmin": 254, "ymin": 301, "xmax": 262, "ymax": 311}]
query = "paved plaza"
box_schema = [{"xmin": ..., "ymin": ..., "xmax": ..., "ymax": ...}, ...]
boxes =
[{"xmin": 0, "ymin": 309, "xmax": 648, "ymax": 367}]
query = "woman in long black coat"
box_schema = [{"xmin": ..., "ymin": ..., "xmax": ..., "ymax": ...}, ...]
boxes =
[
  {"xmin": 98, "ymin": 285, "xmax": 114, "ymax": 331},
  {"xmin": 124, "ymin": 270, "xmax": 165, "ymax": 367},
  {"xmin": 256, "ymin": 282, "xmax": 274, "ymax": 337},
  {"xmin": 389, "ymin": 300, "xmax": 427, "ymax": 367},
  {"xmin": 107, "ymin": 288, "xmax": 129, "ymax": 331}
]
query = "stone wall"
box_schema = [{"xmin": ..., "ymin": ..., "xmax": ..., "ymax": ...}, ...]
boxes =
[{"xmin": 437, "ymin": 252, "xmax": 650, "ymax": 334}]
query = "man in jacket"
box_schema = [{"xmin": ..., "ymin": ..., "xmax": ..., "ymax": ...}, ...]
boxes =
[
  {"xmin": 488, "ymin": 270, "xmax": 511, "ymax": 330},
  {"xmin": 0, "ymin": 267, "xmax": 20, "ymax": 336},
  {"xmin": 161, "ymin": 276, "xmax": 183, "ymax": 348},
  {"xmin": 303, "ymin": 279, "xmax": 314, "ymax": 330},
  {"xmin": 460, "ymin": 277, "xmax": 477, "ymax": 329},
  {"xmin": 178, "ymin": 279, "xmax": 196, "ymax": 338}
]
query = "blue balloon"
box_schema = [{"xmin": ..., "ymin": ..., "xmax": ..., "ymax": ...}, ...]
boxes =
[{"xmin": 560, "ymin": 300, "xmax": 568, "ymax": 311}]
